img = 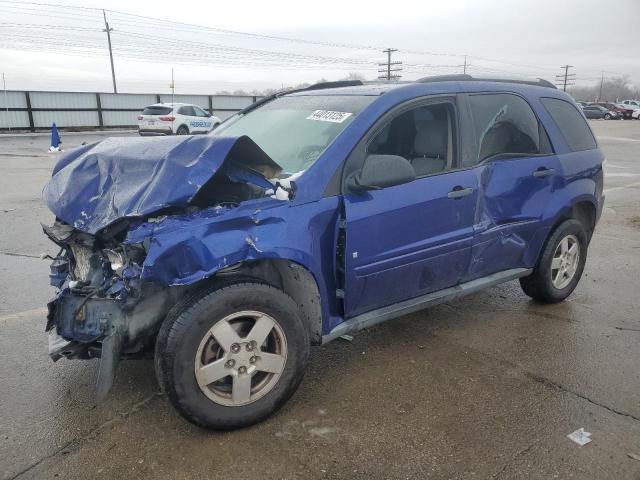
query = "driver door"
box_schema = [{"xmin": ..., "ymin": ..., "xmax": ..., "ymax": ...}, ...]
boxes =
[{"xmin": 342, "ymin": 98, "xmax": 479, "ymax": 318}]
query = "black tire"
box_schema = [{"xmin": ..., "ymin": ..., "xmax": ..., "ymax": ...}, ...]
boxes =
[
  {"xmin": 520, "ymin": 219, "xmax": 588, "ymax": 303},
  {"xmin": 176, "ymin": 125, "xmax": 189, "ymax": 135},
  {"xmin": 155, "ymin": 281, "xmax": 309, "ymax": 430},
  {"xmin": 604, "ymin": 113, "xmax": 611, "ymax": 120}
]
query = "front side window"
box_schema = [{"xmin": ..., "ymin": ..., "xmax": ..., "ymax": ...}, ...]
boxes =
[
  {"xmin": 466, "ymin": 93, "xmax": 550, "ymax": 166},
  {"xmin": 541, "ymin": 97, "xmax": 597, "ymax": 152},
  {"xmin": 194, "ymin": 106, "xmax": 209, "ymax": 117},
  {"xmin": 215, "ymin": 95, "xmax": 374, "ymax": 174},
  {"xmin": 367, "ymin": 102, "xmax": 456, "ymax": 177}
]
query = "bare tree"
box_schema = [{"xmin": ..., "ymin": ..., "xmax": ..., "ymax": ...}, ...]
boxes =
[
  {"xmin": 342, "ymin": 72, "xmax": 366, "ymax": 81},
  {"xmin": 568, "ymin": 76, "xmax": 639, "ymax": 102}
]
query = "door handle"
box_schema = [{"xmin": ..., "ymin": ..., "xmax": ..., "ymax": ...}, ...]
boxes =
[
  {"xmin": 447, "ymin": 186, "xmax": 474, "ymax": 199},
  {"xmin": 532, "ymin": 167, "xmax": 556, "ymax": 178}
]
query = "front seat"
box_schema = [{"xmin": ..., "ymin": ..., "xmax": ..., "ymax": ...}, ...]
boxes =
[{"xmin": 410, "ymin": 120, "xmax": 448, "ymax": 176}]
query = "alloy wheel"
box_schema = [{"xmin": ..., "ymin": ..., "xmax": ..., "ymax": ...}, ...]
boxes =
[
  {"xmin": 551, "ymin": 234, "xmax": 580, "ymax": 289},
  {"xmin": 194, "ymin": 311, "xmax": 287, "ymax": 407}
]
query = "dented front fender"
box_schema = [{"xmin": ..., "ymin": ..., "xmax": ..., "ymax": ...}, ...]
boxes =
[{"xmin": 126, "ymin": 196, "xmax": 342, "ymax": 329}]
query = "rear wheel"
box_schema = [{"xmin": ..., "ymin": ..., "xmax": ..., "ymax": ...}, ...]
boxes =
[
  {"xmin": 176, "ymin": 125, "xmax": 189, "ymax": 135},
  {"xmin": 520, "ymin": 219, "xmax": 588, "ymax": 303},
  {"xmin": 604, "ymin": 113, "xmax": 611, "ymax": 120},
  {"xmin": 155, "ymin": 282, "xmax": 309, "ymax": 429}
]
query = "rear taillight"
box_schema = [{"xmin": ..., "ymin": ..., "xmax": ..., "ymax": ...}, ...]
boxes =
[
  {"xmin": 137, "ymin": 115, "xmax": 143, "ymax": 120},
  {"xmin": 159, "ymin": 115, "xmax": 175, "ymax": 121}
]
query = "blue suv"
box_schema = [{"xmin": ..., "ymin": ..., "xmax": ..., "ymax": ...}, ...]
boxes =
[{"xmin": 43, "ymin": 76, "xmax": 604, "ymax": 429}]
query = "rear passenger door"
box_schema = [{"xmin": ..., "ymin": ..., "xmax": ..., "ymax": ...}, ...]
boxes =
[
  {"xmin": 192, "ymin": 106, "xmax": 213, "ymax": 133},
  {"xmin": 343, "ymin": 97, "xmax": 479, "ymax": 318},
  {"xmin": 459, "ymin": 93, "xmax": 561, "ymax": 281}
]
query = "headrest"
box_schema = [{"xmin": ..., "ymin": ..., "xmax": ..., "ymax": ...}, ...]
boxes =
[{"xmin": 413, "ymin": 120, "xmax": 447, "ymax": 157}]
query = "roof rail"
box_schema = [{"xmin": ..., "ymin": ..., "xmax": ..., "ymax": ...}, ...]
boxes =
[
  {"xmin": 230, "ymin": 80, "xmax": 365, "ymax": 117},
  {"xmin": 305, "ymin": 80, "xmax": 364, "ymax": 90},
  {"xmin": 416, "ymin": 74, "xmax": 556, "ymax": 89}
]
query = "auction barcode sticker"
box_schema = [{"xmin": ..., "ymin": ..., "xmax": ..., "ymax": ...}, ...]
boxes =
[{"xmin": 306, "ymin": 110, "xmax": 353, "ymax": 123}]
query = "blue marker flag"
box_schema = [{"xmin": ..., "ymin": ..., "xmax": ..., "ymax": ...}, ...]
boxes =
[{"xmin": 50, "ymin": 123, "xmax": 61, "ymax": 148}]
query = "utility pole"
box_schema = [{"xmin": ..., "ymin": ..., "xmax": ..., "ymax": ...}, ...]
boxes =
[
  {"xmin": 3, "ymin": 72, "xmax": 9, "ymax": 131},
  {"xmin": 378, "ymin": 48, "xmax": 402, "ymax": 81},
  {"xmin": 463, "ymin": 55, "xmax": 468, "ymax": 74},
  {"xmin": 102, "ymin": 10, "xmax": 117, "ymax": 94},
  {"xmin": 598, "ymin": 71, "xmax": 604, "ymax": 101},
  {"xmin": 170, "ymin": 68, "xmax": 175, "ymax": 104},
  {"xmin": 555, "ymin": 65, "xmax": 575, "ymax": 92}
]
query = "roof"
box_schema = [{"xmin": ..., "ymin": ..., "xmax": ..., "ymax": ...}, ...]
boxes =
[
  {"xmin": 289, "ymin": 75, "xmax": 558, "ymax": 98},
  {"xmin": 145, "ymin": 102, "xmax": 191, "ymax": 107}
]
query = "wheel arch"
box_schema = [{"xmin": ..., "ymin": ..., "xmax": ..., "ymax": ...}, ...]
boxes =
[
  {"xmin": 526, "ymin": 196, "xmax": 598, "ymax": 268},
  {"xmin": 550, "ymin": 198, "xmax": 597, "ymax": 240},
  {"xmin": 186, "ymin": 258, "xmax": 324, "ymax": 345}
]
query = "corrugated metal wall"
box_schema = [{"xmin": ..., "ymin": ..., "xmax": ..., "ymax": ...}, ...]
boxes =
[{"xmin": 0, "ymin": 91, "xmax": 260, "ymax": 130}]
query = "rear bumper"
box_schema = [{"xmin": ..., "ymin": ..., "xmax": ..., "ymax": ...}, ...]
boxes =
[{"xmin": 138, "ymin": 127, "xmax": 172, "ymax": 136}]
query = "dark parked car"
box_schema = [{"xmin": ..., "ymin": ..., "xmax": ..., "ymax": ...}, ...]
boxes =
[
  {"xmin": 582, "ymin": 104, "xmax": 616, "ymax": 119},
  {"xmin": 593, "ymin": 102, "xmax": 633, "ymax": 119},
  {"xmin": 43, "ymin": 75, "xmax": 604, "ymax": 429}
]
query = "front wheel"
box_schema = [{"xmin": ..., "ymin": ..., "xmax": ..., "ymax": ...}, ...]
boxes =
[
  {"xmin": 155, "ymin": 282, "xmax": 309, "ymax": 429},
  {"xmin": 520, "ymin": 219, "xmax": 588, "ymax": 303},
  {"xmin": 604, "ymin": 113, "xmax": 612, "ymax": 120}
]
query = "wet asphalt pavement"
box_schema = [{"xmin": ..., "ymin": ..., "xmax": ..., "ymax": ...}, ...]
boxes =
[{"xmin": 1, "ymin": 122, "xmax": 639, "ymax": 479}]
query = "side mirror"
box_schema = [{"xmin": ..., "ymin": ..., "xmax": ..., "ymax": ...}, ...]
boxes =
[{"xmin": 347, "ymin": 154, "xmax": 416, "ymax": 193}]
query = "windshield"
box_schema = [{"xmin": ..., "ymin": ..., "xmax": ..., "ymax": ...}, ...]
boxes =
[{"xmin": 214, "ymin": 95, "xmax": 375, "ymax": 175}]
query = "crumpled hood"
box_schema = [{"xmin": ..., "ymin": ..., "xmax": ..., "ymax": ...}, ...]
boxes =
[{"xmin": 43, "ymin": 134, "xmax": 280, "ymax": 234}]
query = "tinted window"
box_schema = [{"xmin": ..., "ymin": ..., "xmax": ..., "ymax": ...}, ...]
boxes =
[
  {"xmin": 368, "ymin": 102, "xmax": 456, "ymax": 177},
  {"xmin": 194, "ymin": 107, "xmax": 209, "ymax": 117},
  {"xmin": 142, "ymin": 106, "xmax": 172, "ymax": 115},
  {"xmin": 467, "ymin": 93, "xmax": 548, "ymax": 165},
  {"xmin": 541, "ymin": 97, "xmax": 597, "ymax": 152},
  {"xmin": 178, "ymin": 106, "xmax": 196, "ymax": 116}
]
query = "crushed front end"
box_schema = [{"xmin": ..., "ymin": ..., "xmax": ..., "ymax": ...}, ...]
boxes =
[
  {"xmin": 44, "ymin": 220, "xmax": 173, "ymax": 400},
  {"xmin": 41, "ymin": 134, "xmax": 292, "ymax": 400}
]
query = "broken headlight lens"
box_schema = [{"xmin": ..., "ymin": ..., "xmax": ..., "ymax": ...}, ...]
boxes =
[{"xmin": 104, "ymin": 249, "xmax": 125, "ymax": 276}]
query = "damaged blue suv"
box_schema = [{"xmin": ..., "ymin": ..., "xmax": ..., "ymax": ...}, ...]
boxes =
[{"xmin": 43, "ymin": 76, "xmax": 604, "ymax": 429}]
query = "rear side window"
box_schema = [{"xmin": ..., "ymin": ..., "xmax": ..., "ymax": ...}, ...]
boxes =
[
  {"xmin": 541, "ymin": 98, "xmax": 597, "ymax": 152},
  {"xmin": 142, "ymin": 106, "xmax": 172, "ymax": 115},
  {"xmin": 466, "ymin": 93, "xmax": 550, "ymax": 166},
  {"xmin": 178, "ymin": 106, "xmax": 196, "ymax": 116}
]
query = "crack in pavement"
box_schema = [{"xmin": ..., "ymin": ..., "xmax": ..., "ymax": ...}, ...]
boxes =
[
  {"xmin": 491, "ymin": 442, "xmax": 536, "ymax": 479},
  {"xmin": 6, "ymin": 392, "xmax": 163, "ymax": 480},
  {"xmin": 521, "ymin": 370, "xmax": 640, "ymax": 423},
  {"xmin": 0, "ymin": 251, "xmax": 42, "ymax": 259},
  {"xmin": 615, "ymin": 326, "xmax": 640, "ymax": 333},
  {"xmin": 436, "ymin": 335, "xmax": 640, "ymax": 424}
]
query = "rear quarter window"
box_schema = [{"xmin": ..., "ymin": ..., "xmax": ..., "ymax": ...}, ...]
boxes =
[
  {"xmin": 541, "ymin": 98, "xmax": 597, "ymax": 152},
  {"xmin": 142, "ymin": 106, "xmax": 172, "ymax": 115}
]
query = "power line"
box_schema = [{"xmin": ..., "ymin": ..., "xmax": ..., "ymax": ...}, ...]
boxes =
[{"xmin": 0, "ymin": 1, "xmax": 633, "ymax": 86}]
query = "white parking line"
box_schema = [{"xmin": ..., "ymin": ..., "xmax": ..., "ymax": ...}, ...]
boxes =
[
  {"xmin": 598, "ymin": 136, "xmax": 640, "ymax": 143},
  {"xmin": 604, "ymin": 181, "xmax": 640, "ymax": 194},
  {"xmin": 606, "ymin": 173, "xmax": 640, "ymax": 178},
  {"xmin": 0, "ymin": 307, "xmax": 46, "ymax": 322}
]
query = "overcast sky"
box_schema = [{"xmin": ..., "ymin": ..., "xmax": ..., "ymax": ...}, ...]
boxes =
[{"xmin": 0, "ymin": 0, "xmax": 638, "ymax": 93}]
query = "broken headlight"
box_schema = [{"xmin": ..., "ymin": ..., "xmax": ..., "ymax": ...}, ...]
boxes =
[{"xmin": 104, "ymin": 249, "xmax": 125, "ymax": 276}]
